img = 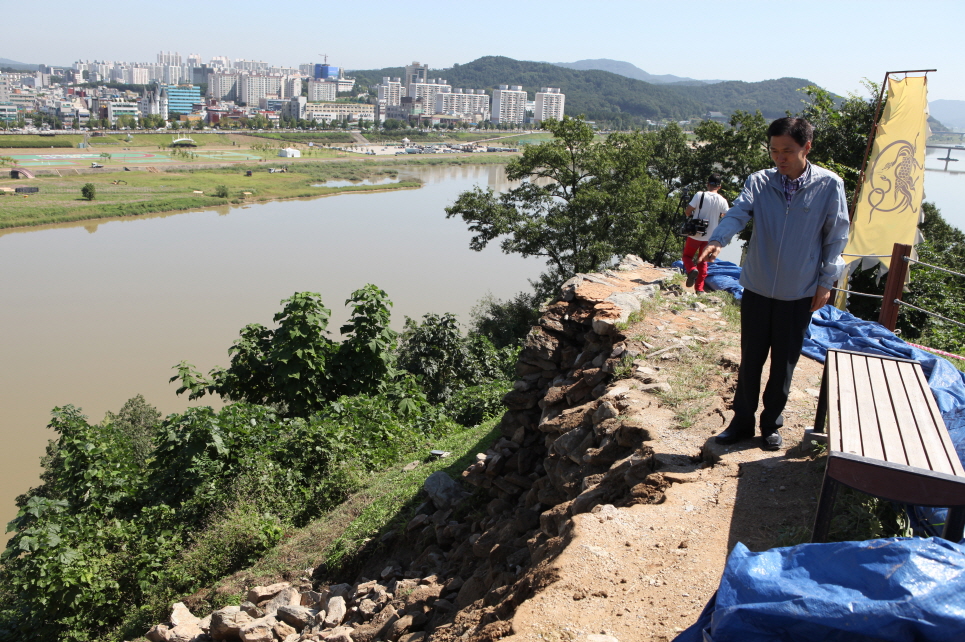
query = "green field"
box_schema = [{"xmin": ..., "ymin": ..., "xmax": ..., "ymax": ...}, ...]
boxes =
[
  {"xmin": 88, "ymin": 132, "xmax": 236, "ymax": 148},
  {"xmin": 248, "ymin": 132, "xmax": 355, "ymax": 144},
  {"xmin": 0, "ymin": 161, "xmax": 418, "ymax": 229},
  {"xmin": 0, "ymin": 132, "xmax": 240, "ymax": 149},
  {"xmin": 0, "ymin": 135, "xmax": 82, "ymax": 148}
]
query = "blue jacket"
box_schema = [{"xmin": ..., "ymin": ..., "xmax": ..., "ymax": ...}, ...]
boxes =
[{"xmin": 708, "ymin": 164, "xmax": 850, "ymax": 301}]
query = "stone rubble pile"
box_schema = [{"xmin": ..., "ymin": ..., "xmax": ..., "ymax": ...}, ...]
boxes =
[{"xmin": 145, "ymin": 256, "xmax": 692, "ymax": 642}]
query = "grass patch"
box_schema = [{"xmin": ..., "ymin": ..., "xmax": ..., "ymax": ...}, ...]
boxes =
[
  {"xmin": 249, "ymin": 132, "xmax": 354, "ymax": 144},
  {"xmin": 0, "ymin": 135, "xmax": 80, "ymax": 148},
  {"xmin": 656, "ymin": 343, "xmax": 719, "ymax": 428},
  {"xmin": 717, "ymin": 291, "xmax": 742, "ymax": 328},
  {"xmin": 170, "ymin": 419, "xmax": 500, "ymax": 613}
]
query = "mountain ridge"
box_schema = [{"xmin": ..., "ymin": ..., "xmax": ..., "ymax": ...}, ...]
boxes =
[{"xmin": 551, "ymin": 58, "xmax": 727, "ymax": 85}]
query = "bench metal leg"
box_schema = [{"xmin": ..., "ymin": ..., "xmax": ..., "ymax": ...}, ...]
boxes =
[
  {"xmin": 812, "ymin": 473, "xmax": 839, "ymax": 543},
  {"xmin": 942, "ymin": 507, "xmax": 965, "ymax": 542}
]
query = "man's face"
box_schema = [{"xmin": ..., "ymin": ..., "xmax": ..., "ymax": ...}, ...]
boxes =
[{"xmin": 769, "ymin": 134, "xmax": 811, "ymax": 178}]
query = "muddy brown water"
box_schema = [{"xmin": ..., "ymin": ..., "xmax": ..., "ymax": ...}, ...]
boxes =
[{"xmin": 0, "ymin": 164, "xmax": 540, "ymax": 541}]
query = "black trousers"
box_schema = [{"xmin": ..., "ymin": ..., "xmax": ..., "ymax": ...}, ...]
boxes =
[{"xmin": 732, "ymin": 288, "xmax": 813, "ymax": 433}]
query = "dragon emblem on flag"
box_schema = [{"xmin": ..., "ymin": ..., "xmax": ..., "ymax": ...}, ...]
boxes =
[{"xmin": 865, "ymin": 138, "xmax": 923, "ymax": 222}]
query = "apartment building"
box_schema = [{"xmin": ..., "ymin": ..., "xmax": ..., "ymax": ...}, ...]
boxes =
[
  {"xmin": 234, "ymin": 59, "xmax": 269, "ymax": 72},
  {"xmin": 491, "ymin": 85, "xmax": 527, "ymax": 124},
  {"xmin": 377, "ymin": 77, "xmax": 405, "ymax": 106},
  {"xmin": 236, "ymin": 74, "xmax": 286, "ymax": 105},
  {"xmin": 435, "ymin": 89, "xmax": 490, "ymax": 121},
  {"xmin": 208, "ymin": 72, "xmax": 239, "ymax": 101},
  {"xmin": 308, "ymin": 79, "xmax": 337, "ymax": 102},
  {"xmin": 410, "ymin": 79, "xmax": 451, "ymax": 113},
  {"xmin": 534, "ymin": 87, "xmax": 565, "ymax": 123},
  {"xmin": 126, "ymin": 67, "xmax": 149, "ymax": 85},
  {"xmin": 157, "ymin": 51, "xmax": 182, "ymax": 66}
]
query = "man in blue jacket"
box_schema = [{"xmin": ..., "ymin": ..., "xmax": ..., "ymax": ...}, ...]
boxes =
[{"xmin": 697, "ymin": 117, "xmax": 850, "ymax": 450}]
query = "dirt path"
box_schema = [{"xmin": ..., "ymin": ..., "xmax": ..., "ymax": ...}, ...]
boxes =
[{"xmin": 501, "ymin": 281, "xmax": 828, "ymax": 642}]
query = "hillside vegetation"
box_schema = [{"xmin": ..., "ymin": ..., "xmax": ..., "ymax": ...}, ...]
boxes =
[{"xmin": 351, "ymin": 56, "xmax": 818, "ymax": 126}]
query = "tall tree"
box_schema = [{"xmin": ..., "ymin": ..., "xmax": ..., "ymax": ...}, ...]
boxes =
[{"xmin": 445, "ymin": 116, "xmax": 669, "ymax": 296}]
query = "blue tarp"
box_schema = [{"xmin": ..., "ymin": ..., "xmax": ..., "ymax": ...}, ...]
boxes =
[
  {"xmin": 671, "ymin": 260, "xmax": 744, "ymax": 300},
  {"xmin": 675, "ymin": 538, "xmax": 965, "ymax": 642}
]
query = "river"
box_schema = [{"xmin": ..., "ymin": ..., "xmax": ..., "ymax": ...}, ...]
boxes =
[{"xmin": 0, "ymin": 164, "xmax": 541, "ymax": 535}]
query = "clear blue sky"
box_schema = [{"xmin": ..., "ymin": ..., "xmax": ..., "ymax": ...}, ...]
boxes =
[{"xmin": 7, "ymin": 0, "xmax": 963, "ymax": 102}]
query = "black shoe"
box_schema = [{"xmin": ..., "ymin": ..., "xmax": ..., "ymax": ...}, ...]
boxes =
[
  {"xmin": 761, "ymin": 431, "xmax": 783, "ymax": 451},
  {"xmin": 715, "ymin": 424, "xmax": 754, "ymax": 445},
  {"xmin": 686, "ymin": 269, "xmax": 699, "ymax": 289}
]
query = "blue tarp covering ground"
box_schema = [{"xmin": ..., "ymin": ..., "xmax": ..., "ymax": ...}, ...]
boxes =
[
  {"xmin": 672, "ymin": 260, "xmax": 744, "ymax": 300},
  {"xmin": 674, "ymin": 538, "xmax": 965, "ymax": 642},
  {"xmin": 669, "ymin": 261, "xmax": 965, "ymax": 641}
]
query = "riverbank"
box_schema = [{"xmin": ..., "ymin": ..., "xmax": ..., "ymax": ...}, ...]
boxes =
[{"xmin": 0, "ymin": 155, "xmax": 512, "ymax": 229}]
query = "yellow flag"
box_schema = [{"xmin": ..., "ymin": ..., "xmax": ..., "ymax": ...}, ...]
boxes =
[{"xmin": 844, "ymin": 76, "xmax": 928, "ymax": 273}]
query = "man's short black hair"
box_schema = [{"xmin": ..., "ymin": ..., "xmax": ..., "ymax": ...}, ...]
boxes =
[
  {"xmin": 766, "ymin": 117, "xmax": 814, "ymax": 147},
  {"xmin": 707, "ymin": 174, "xmax": 721, "ymax": 185}
]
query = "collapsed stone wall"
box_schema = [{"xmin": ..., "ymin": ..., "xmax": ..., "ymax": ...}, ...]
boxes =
[{"xmin": 146, "ymin": 255, "xmax": 681, "ymax": 642}]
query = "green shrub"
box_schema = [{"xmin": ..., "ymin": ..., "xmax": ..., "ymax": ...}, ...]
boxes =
[
  {"xmin": 444, "ymin": 380, "xmax": 512, "ymax": 426},
  {"xmin": 81, "ymin": 183, "xmax": 95, "ymax": 201},
  {"xmin": 214, "ymin": 184, "xmax": 229, "ymax": 198},
  {"xmin": 397, "ymin": 313, "xmax": 517, "ymax": 404}
]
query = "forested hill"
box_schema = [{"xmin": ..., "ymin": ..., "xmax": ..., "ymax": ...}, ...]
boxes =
[
  {"xmin": 671, "ymin": 77, "xmax": 815, "ymax": 119},
  {"xmin": 350, "ymin": 56, "xmax": 819, "ymax": 126}
]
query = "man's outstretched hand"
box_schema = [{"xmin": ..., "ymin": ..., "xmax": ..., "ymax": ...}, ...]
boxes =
[{"xmin": 697, "ymin": 241, "xmax": 722, "ymax": 263}]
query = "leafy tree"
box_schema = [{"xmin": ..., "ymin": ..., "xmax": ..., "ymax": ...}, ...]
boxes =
[
  {"xmin": 799, "ymin": 83, "xmax": 878, "ymax": 198},
  {"xmin": 397, "ymin": 312, "xmax": 516, "ymax": 404},
  {"xmin": 80, "ymin": 183, "xmax": 95, "ymax": 200},
  {"xmin": 172, "ymin": 286, "xmax": 398, "ymax": 416},
  {"xmin": 214, "ymin": 184, "xmax": 229, "ymax": 198},
  {"xmin": 445, "ymin": 115, "xmax": 669, "ymax": 296},
  {"xmin": 692, "ymin": 110, "xmax": 771, "ymax": 200},
  {"xmin": 470, "ymin": 291, "xmax": 540, "ymax": 348}
]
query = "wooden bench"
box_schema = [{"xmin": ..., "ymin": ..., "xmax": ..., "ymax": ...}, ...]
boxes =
[{"xmin": 811, "ymin": 349, "xmax": 965, "ymax": 542}]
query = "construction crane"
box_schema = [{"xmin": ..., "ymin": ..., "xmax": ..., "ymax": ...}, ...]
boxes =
[{"xmin": 319, "ymin": 54, "xmax": 328, "ymax": 64}]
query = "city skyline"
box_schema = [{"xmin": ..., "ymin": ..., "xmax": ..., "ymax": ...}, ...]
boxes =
[{"xmin": 4, "ymin": 0, "xmax": 963, "ymax": 102}]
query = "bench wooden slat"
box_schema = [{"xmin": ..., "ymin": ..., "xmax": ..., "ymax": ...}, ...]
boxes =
[
  {"xmin": 853, "ymin": 355, "xmax": 885, "ymax": 460},
  {"xmin": 837, "ymin": 353, "xmax": 862, "ymax": 456},
  {"xmin": 884, "ymin": 359, "xmax": 932, "ymax": 470},
  {"xmin": 909, "ymin": 362, "xmax": 965, "ymax": 476},
  {"xmin": 916, "ymin": 363, "xmax": 965, "ymax": 477},
  {"xmin": 904, "ymin": 362, "xmax": 960, "ymax": 476},
  {"xmin": 828, "ymin": 352, "xmax": 842, "ymax": 452},
  {"xmin": 868, "ymin": 357, "xmax": 907, "ymax": 466}
]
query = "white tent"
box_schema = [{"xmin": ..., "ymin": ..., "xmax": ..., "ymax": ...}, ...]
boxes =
[{"xmin": 278, "ymin": 147, "xmax": 301, "ymax": 158}]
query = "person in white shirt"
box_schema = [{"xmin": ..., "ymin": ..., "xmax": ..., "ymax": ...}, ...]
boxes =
[{"xmin": 683, "ymin": 175, "xmax": 729, "ymax": 293}]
